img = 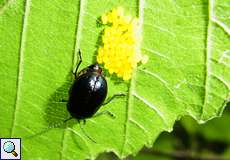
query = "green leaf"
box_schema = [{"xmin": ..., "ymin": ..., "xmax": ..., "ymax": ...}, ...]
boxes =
[
  {"xmin": 133, "ymin": 106, "xmax": 230, "ymax": 160},
  {"xmin": 181, "ymin": 106, "xmax": 230, "ymax": 143},
  {"xmin": 0, "ymin": 0, "xmax": 229, "ymax": 159}
]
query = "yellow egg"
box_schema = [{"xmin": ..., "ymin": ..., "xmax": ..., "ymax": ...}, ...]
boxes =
[{"xmin": 98, "ymin": 7, "xmax": 148, "ymax": 80}]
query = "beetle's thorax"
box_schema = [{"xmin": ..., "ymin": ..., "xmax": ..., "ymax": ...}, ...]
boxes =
[
  {"xmin": 78, "ymin": 63, "xmax": 103, "ymax": 77},
  {"xmin": 88, "ymin": 63, "xmax": 102, "ymax": 75}
]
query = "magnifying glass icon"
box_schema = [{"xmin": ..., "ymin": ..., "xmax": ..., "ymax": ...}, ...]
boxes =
[{"xmin": 3, "ymin": 141, "xmax": 18, "ymax": 157}]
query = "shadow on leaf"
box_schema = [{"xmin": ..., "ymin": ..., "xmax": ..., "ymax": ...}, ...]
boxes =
[
  {"xmin": 24, "ymin": 72, "xmax": 76, "ymax": 139},
  {"xmin": 44, "ymin": 71, "xmax": 75, "ymax": 128}
]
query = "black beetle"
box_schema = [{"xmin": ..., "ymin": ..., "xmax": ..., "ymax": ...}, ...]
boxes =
[
  {"xmin": 65, "ymin": 50, "xmax": 125, "ymax": 141},
  {"xmin": 29, "ymin": 50, "xmax": 125, "ymax": 140},
  {"xmin": 67, "ymin": 50, "xmax": 125, "ymax": 121},
  {"xmin": 67, "ymin": 62, "xmax": 108, "ymax": 119}
]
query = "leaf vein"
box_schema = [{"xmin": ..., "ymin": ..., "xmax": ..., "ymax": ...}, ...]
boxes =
[
  {"xmin": 121, "ymin": 0, "xmax": 145, "ymax": 156},
  {"xmin": 210, "ymin": 73, "xmax": 230, "ymax": 90},
  {"xmin": 67, "ymin": 127, "xmax": 92, "ymax": 158},
  {"xmin": 212, "ymin": 17, "xmax": 230, "ymax": 35},
  {"xmin": 201, "ymin": 0, "xmax": 214, "ymax": 119},
  {"xmin": 10, "ymin": 0, "xmax": 30, "ymax": 137},
  {"xmin": 129, "ymin": 118, "xmax": 149, "ymax": 136},
  {"xmin": 60, "ymin": 0, "xmax": 85, "ymax": 159},
  {"xmin": 133, "ymin": 92, "xmax": 167, "ymax": 123},
  {"xmin": 142, "ymin": 47, "xmax": 169, "ymax": 59}
]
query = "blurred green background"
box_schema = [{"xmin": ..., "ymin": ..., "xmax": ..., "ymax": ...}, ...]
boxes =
[{"xmin": 97, "ymin": 102, "xmax": 230, "ymax": 160}]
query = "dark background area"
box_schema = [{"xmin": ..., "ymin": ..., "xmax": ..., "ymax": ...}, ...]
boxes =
[{"xmin": 97, "ymin": 102, "xmax": 230, "ymax": 160}]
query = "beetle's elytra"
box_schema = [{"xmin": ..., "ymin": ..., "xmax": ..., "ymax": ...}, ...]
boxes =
[
  {"xmin": 67, "ymin": 63, "xmax": 107, "ymax": 119},
  {"xmin": 66, "ymin": 50, "xmax": 125, "ymax": 127}
]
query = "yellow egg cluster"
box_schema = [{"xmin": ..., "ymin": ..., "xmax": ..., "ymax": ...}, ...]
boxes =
[{"xmin": 97, "ymin": 7, "xmax": 148, "ymax": 80}]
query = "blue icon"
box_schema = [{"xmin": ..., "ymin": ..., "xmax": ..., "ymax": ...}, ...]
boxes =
[
  {"xmin": 3, "ymin": 141, "xmax": 18, "ymax": 157},
  {"xmin": 1, "ymin": 138, "xmax": 21, "ymax": 160}
]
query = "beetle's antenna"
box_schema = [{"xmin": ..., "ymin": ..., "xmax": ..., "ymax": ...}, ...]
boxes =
[
  {"xmin": 74, "ymin": 50, "xmax": 82, "ymax": 79},
  {"xmin": 25, "ymin": 117, "xmax": 74, "ymax": 139},
  {"xmin": 78, "ymin": 120, "xmax": 96, "ymax": 143}
]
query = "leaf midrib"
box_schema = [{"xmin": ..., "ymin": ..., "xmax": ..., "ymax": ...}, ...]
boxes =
[
  {"xmin": 201, "ymin": 0, "xmax": 214, "ymax": 120},
  {"xmin": 60, "ymin": 0, "xmax": 84, "ymax": 159},
  {"xmin": 10, "ymin": 0, "xmax": 30, "ymax": 137},
  {"xmin": 121, "ymin": 0, "xmax": 144, "ymax": 156}
]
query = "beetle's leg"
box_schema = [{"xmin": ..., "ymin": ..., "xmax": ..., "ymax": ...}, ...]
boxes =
[
  {"xmin": 93, "ymin": 110, "xmax": 115, "ymax": 118},
  {"xmin": 60, "ymin": 99, "xmax": 68, "ymax": 102},
  {"xmin": 102, "ymin": 93, "xmax": 126, "ymax": 106},
  {"xmin": 64, "ymin": 117, "xmax": 74, "ymax": 123},
  {"xmin": 25, "ymin": 117, "xmax": 73, "ymax": 139},
  {"xmin": 78, "ymin": 119, "xmax": 96, "ymax": 143},
  {"xmin": 93, "ymin": 94, "xmax": 126, "ymax": 119},
  {"xmin": 83, "ymin": 119, "xmax": 86, "ymax": 125},
  {"xmin": 74, "ymin": 50, "xmax": 82, "ymax": 79}
]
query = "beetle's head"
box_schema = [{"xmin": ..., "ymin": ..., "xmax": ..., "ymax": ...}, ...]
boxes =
[{"xmin": 88, "ymin": 63, "xmax": 102, "ymax": 75}]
